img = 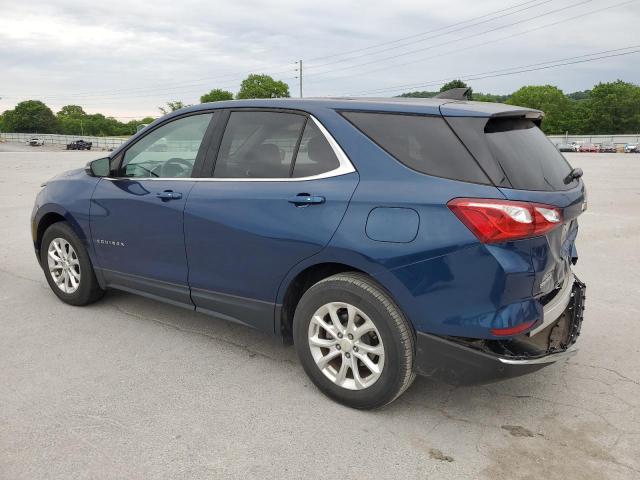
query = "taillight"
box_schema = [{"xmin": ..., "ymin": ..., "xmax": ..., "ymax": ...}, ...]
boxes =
[{"xmin": 447, "ymin": 198, "xmax": 562, "ymax": 243}]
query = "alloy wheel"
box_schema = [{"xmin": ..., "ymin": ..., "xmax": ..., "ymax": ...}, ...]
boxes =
[
  {"xmin": 47, "ymin": 237, "xmax": 81, "ymax": 294},
  {"xmin": 307, "ymin": 302, "xmax": 385, "ymax": 390}
]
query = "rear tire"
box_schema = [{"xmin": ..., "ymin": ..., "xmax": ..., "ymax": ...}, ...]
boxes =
[
  {"xmin": 293, "ymin": 273, "xmax": 415, "ymax": 409},
  {"xmin": 40, "ymin": 222, "xmax": 104, "ymax": 306}
]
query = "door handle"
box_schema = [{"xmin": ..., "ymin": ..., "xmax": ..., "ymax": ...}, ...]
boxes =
[
  {"xmin": 156, "ymin": 190, "xmax": 182, "ymax": 201},
  {"xmin": 288, "ymin": 194, "xmax": 325, "ymax": 206}
]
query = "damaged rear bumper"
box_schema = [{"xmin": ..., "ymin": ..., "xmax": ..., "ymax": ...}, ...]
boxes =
[{"xmin": 414, "ymin": 276, "xmax": 586, "ymax": 384}]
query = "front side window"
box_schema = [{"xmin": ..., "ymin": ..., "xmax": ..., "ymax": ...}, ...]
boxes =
[
  {"xmin": 214, "ymin": 112, "xmax": 305, "ymax": 178},
  {"xmin": 121, "ymin": 113, "xmax": 213, "ymax": 178}
]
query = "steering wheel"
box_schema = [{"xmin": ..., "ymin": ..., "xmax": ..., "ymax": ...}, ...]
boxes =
[{"xmin": 161, "ymin": 157, "xmax": 193, "ymax": 177}]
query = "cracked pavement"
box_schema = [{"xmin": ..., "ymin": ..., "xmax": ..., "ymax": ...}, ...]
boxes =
[{"xmin": 1, "ymin": 149, "xmax": 639, "ymax": 479}]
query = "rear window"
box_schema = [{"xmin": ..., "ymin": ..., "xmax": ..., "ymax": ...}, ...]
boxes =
[
  {"xmin": 341, "ymin": 112, "xmax": 490, "ymax": 184},
  {"xmin": 447, "ymin": 116, "xmax": 575, "ymax": 191},
  {"xmin": 483, "ymin": 118, "xmax": 574, "ymax": 191}
]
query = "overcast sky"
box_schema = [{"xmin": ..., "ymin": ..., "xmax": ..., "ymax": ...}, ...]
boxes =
[{"xmin": 0, "ymin": 0, "xmax": 638, "ymax": 118}]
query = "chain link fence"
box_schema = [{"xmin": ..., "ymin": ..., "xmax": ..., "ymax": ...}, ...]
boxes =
[
  {"xmin": 3, "ymin": 132, "xmax": 639, "ymax": 152},
  {"xmin": 547, "ymin": 134, "xmax": 640, "ymax": 145}
]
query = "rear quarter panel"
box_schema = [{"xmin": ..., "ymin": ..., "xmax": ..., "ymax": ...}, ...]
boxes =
[{"xmin": 283, "ymin": 110, "xmax": 544, "ymax": 339}]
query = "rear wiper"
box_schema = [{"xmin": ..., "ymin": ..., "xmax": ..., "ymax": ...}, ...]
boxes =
[{"xmin": 564, "ymin": 167, "xmax": 583, "ymax": 185}]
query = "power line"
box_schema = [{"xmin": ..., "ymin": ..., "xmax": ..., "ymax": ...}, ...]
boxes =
[
  {"xmin": 29, "ymin": 79, "xmax": 301, "ymax": 108},
  {"xmin": 305, "ymin": 0, "xmax": 594, "ymax": 80},
  {"xmin": 305, "ymin": 0, "xmax": 546, "ymax": 63},
  {"xmin": 306, "ymin": 0, "xmax": 556, "ymax": 70},
  {"xmin": 7, "ymin": 74, "xmax": 298, "ymax": 105},
  {"xmin": 347, "ymin": 45, "xmax": 640, "ymax": 96},
  {"xmin": 346, "ymin": 47, "xmax": 640, "ymax": 96},
  {"xmin": 8, "ymin": 65, "xmax": 297, "ymax": 102},
  {"xmin": 316, "ymin": 0, "xmax": 638, "ymax": 88}
]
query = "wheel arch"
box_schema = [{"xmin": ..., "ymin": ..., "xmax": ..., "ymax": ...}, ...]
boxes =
[
  {"xmin": 275, "ymin": 249, "xmax": 415, "ymax": 342},
  {"xmin": 35, "ymin": 206, "xmax": 89, "ymax": 263},
  {"xmin": 277, "ymin": 262, "xmax": 365, "ymax": 341}
]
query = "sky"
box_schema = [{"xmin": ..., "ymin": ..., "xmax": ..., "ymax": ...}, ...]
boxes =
[{"xmin": 0, "ymin": 0, "xmax": 638, "ymax": 119}]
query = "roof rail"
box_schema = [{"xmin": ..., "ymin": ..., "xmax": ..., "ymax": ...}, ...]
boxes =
[{"xmin": 433, "ymin": 87, "xmax": 471, "ymax": 101}]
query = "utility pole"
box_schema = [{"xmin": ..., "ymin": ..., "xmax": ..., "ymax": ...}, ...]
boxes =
[{"xmin": 295, "ymin": 60, "xmax": 303, "ymax": 98}]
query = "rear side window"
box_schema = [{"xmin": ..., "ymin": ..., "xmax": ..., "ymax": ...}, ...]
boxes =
[
  {"xmin": 292, "ymin": 120, "xmax": 340, "ymax": 178},
  {"xmin": 214, "ymin": 112, "xmax": 305, "ymax": 178},
  {"xmin": 483, "ymin": 118, "xmax": 574, "ymax": 191},
  {"xmin": 341, "ymin": 111, "xmax": 490, "ymax": 184}
]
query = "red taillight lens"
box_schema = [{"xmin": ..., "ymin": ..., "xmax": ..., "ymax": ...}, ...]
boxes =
[{"xmin": 447, "ymin": 198, "xmax": 562, "ymax": 243}]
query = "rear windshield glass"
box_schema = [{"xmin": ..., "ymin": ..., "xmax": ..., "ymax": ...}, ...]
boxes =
[
  {"xmin": 342, "ymin": 111, "xmax": 490, "ymax": 184},
  {"xmin": 483, "ymin": 118, "xmax": 574, "ymax": 191}
]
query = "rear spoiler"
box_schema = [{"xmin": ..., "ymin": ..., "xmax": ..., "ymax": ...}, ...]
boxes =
[
  {"xmin": 434, "ymin": 87, "xmax": 471, "ymax": 100},
  {"xmin": 439, "ymin": 100, "xmax": 544, "ymax": 126},
  {"xmin": 490, "ymin": 110, "xmax": 544, "ymax": 127}
]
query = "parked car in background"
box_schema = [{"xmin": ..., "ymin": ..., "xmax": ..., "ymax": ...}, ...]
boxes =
[
  {"xmin": 31, "ymin": 97, "xmax": 587, "ymax": 408},
  {"xmin": 26, "ymin": 137, "xmax": 44, "ymax": 146},
  {"xmin": 570, "ymin": 141, "xmax": 583, "ymax": 151},
  {"xmin": 579, "ymin": 143, "xmax": 599, "ymax": 153},
  {"xmin": 66, "ymin": 140, "xmax": 92, "ymax": 151},
  {"xmin": 624, "ymin": 143, "xmax": 638, "ymax": 153},
  {"xmin": 599, "ymin": 143, "xmax": 616, "ymax": 153},
  {"xmin": 556, "ymin": 143, "xmax": 575, "ymax": 152}
]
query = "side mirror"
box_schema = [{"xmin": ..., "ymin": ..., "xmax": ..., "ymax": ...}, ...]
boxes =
[{"xmin": 85, "ymin": 157, "xmax": 111, "ymax": 177}]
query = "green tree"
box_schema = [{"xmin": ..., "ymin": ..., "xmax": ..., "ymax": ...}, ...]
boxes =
[
  {"xmin": 440, "ymin": 79, "xmax": 473, "ymax": 99},
  {"xmin": 237, "ymin": 74, "xmax": 290, "ymax": 99},
  {"xmin": 567, "ymin": 90, "xmax": 591, "ymax": 101},
  {"xmin": 584, "ymin": 80, "xmax": 640, "ymax": 134},
  {"xmin": 57, "ymin": 105, "xmax": 86, "ymax": 118},
  {"xmin": 200, "ymin": 89, "xmax": 233, "ymax": 103},
  {"xmin": 56, "ymin": 105, "xmax": 87, "ymax": 135},
  {"xmin": 158, "ymin": 101, "xmax": 191, "ymax": 115},
  {"xmin": 564, "ymin": 100, "xmax": 591, "ymax": 134},
  {"xmin": 507, "ymin": 85, "xmax": 570, "ymax": 134},
  {"xmin": 2, "ymin": 100, "xmax": 58, "ymax": 133},
  {"xmin": 473, "ymin": 92, "xmax": 510, "ymax": 103},
  {"xmin": 398, "ymin": 90, "xmax": 438, "ymax": 98}
]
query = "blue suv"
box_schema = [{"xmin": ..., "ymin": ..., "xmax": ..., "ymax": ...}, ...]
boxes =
[{"xmin": 31, "ymin": 96, "xmax": 586, "ymax": 408}]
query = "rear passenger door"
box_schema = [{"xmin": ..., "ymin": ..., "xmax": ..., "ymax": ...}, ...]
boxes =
[{"xmin": 184, "ymin": 109, "xmax": 358, "ymax": 332}]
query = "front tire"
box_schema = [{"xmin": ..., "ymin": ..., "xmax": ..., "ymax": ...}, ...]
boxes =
[
  {"xmin": 40, "ymin": 222, "xmax": 104, "ymax": 306},
  {"xmin": 293, "ymin": 273, "xmax": 415, "ymax": 409}
]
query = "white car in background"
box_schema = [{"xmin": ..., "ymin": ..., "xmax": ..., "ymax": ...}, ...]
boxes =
[
  {"xmin": 26, "ymin": 137, "xmax": 44, "ymax": 146},
  {"xmin": 624, "ymin": 143, "xmax": 638, "ymax": 153}
]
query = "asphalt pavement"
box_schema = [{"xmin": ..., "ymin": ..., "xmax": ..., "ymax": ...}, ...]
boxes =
[{"xmin": 1, "ymin": 147, "xmax": 639, "ymax": 479}]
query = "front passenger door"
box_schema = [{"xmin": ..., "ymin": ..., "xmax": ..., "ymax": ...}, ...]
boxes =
[{"xmin": 90, "ymin": 113, "xmax": 215, "ymax": 307}]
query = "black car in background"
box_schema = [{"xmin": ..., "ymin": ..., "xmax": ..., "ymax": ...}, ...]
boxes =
[{"xmin": 66, "ymin": 140, "xmax": 92, "ymax": 150}]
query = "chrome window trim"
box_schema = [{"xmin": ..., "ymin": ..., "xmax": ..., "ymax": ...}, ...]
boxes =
[{"xmin": 103, "ymin": 115, "xmax": 356, "ymax": 183}]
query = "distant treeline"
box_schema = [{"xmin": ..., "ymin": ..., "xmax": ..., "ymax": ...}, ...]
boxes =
[
  {"xmin": 400, "ymin": 79, "xmax": 640, "ymax": 135},
  {"xmin": 1, "ymin": 76, "xmax": 638, "ymax": 136},
  {"xmin": 0, "ymin": 74, "xmax": 291, "ymax": 136}
]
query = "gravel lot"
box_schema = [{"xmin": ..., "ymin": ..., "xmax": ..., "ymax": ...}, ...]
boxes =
[{"xmin": 1, "ymin": 147, "xmax": 639, "ymax": 480}]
